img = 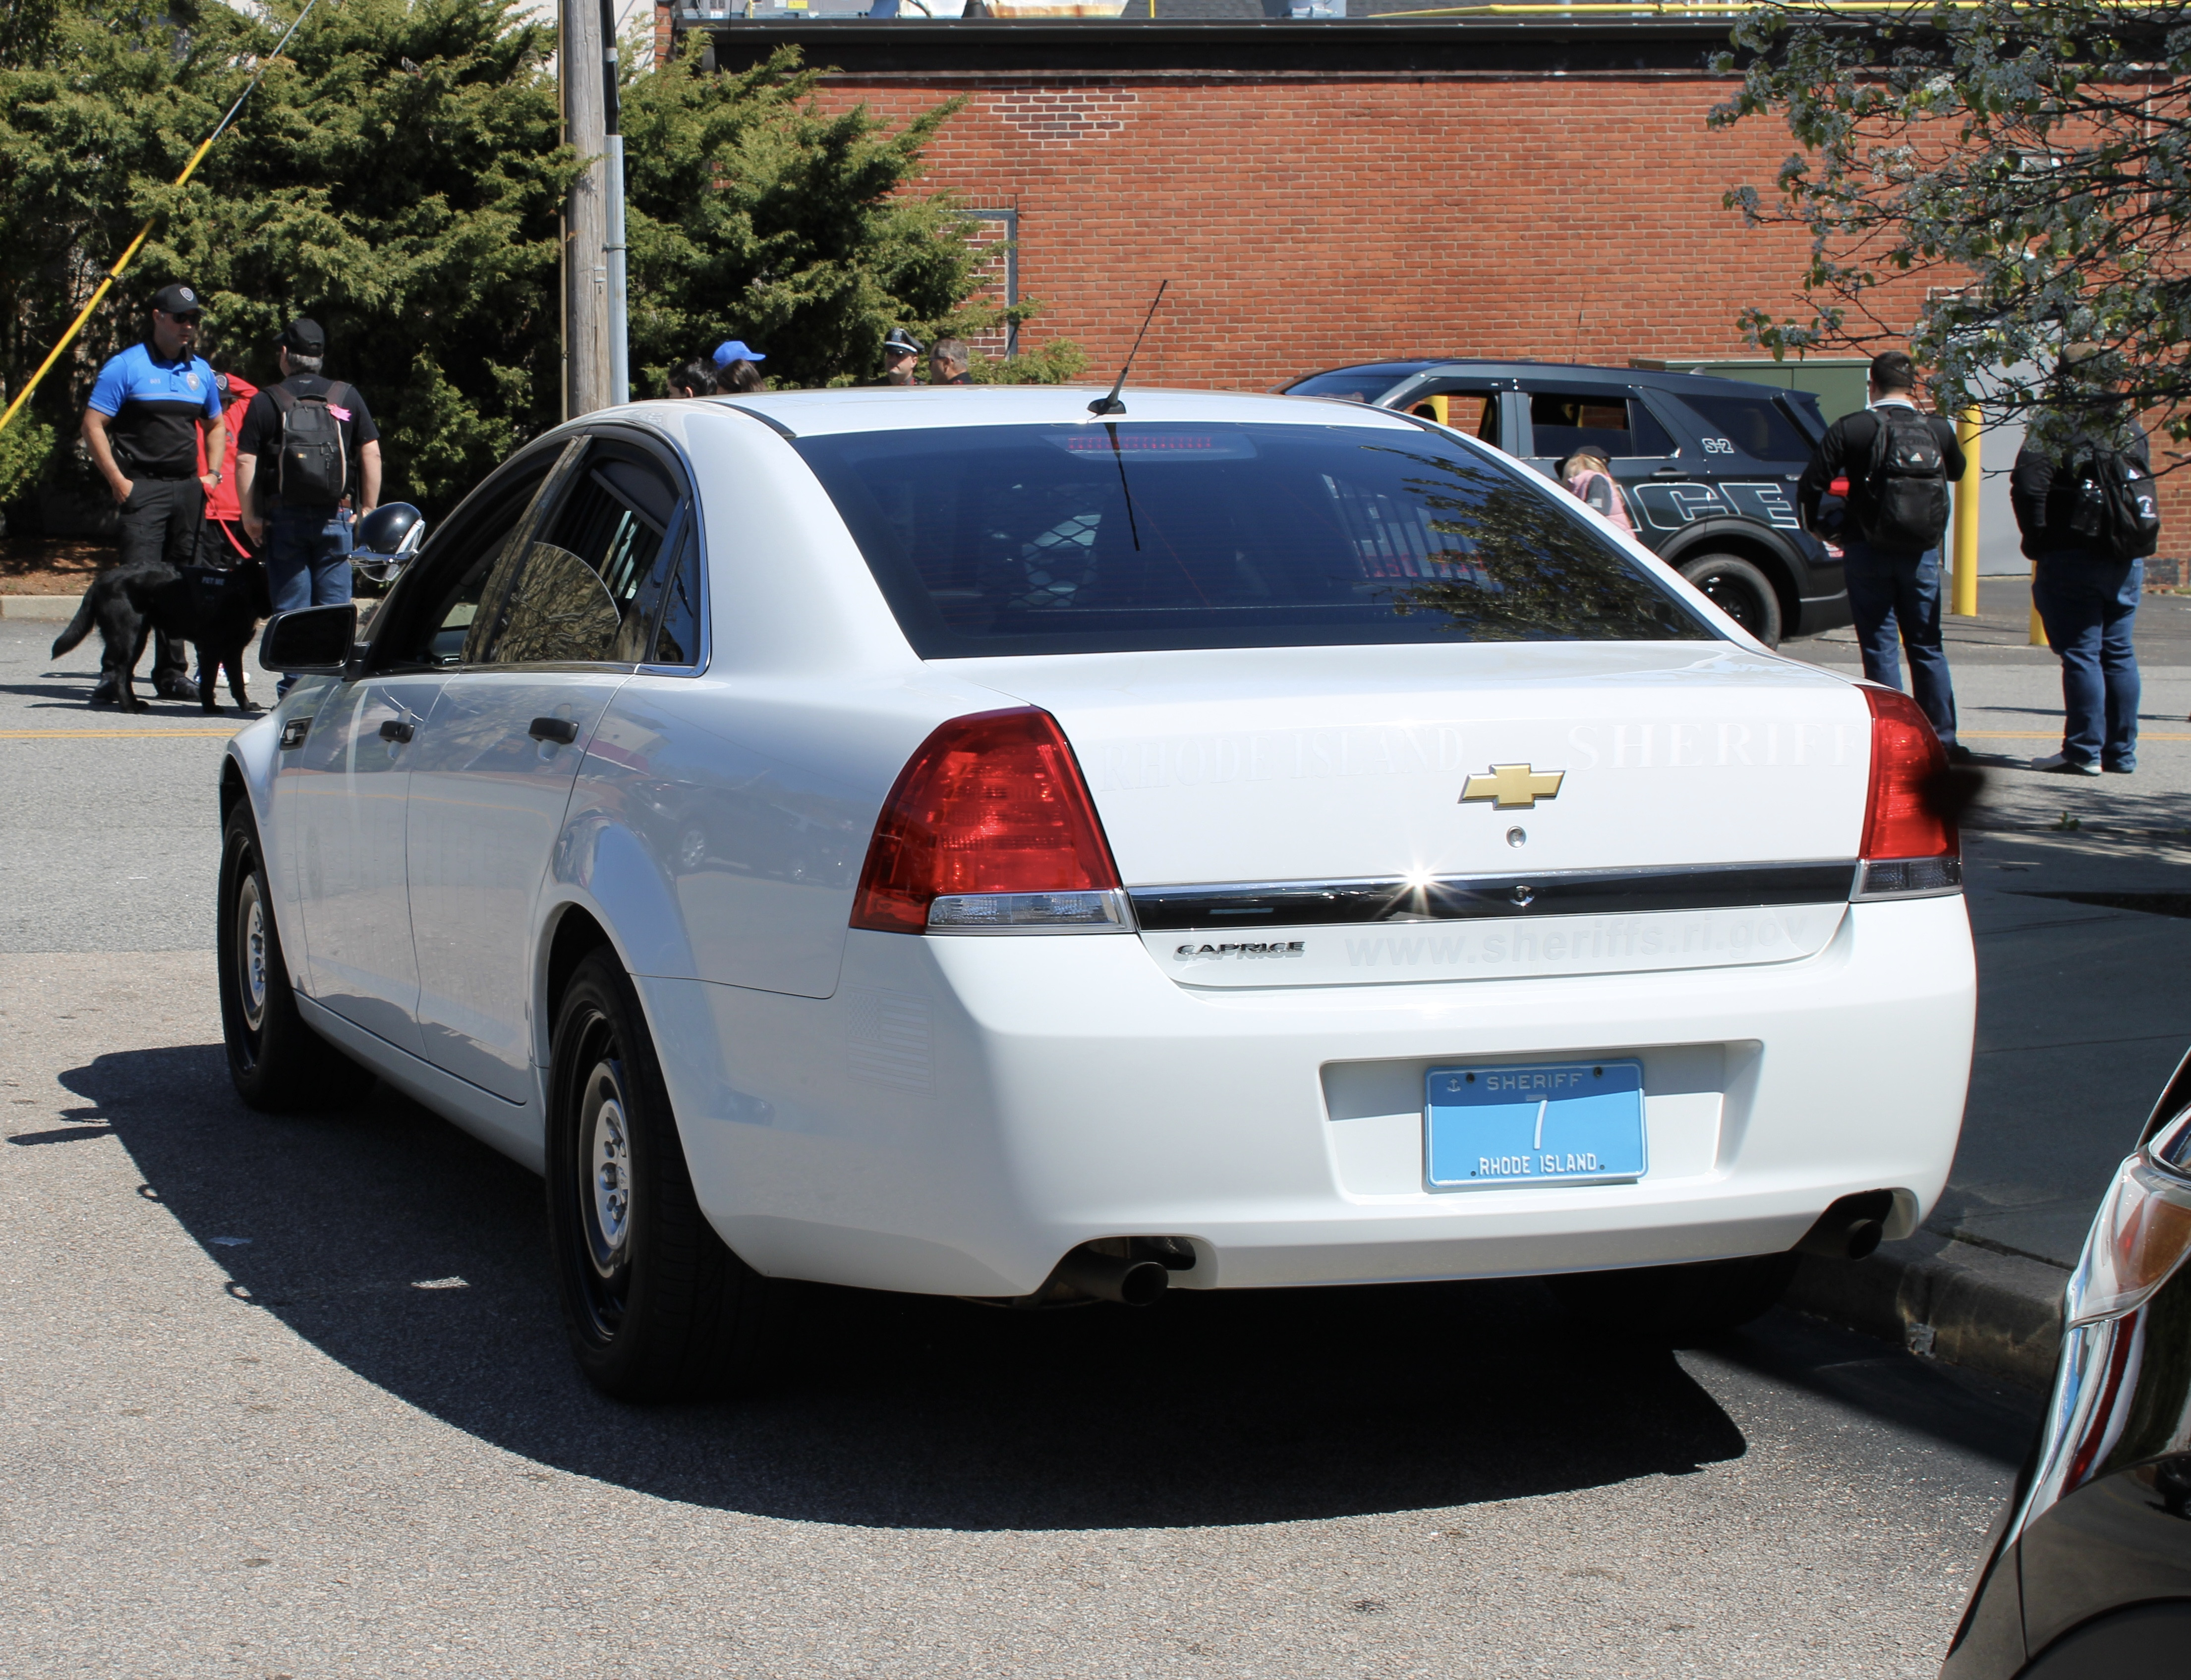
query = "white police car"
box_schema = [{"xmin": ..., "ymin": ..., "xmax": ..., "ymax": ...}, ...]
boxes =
[{"xmin": 218, "ymin": 386, "xmax": 1974, "ymax": 1399}]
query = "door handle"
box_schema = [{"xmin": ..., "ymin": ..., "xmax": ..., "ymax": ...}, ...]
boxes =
[
  {"xmin": 1652, "ymin": 467, "xmax": 1690, "ymax": 478},
  {"xmin": 529, "ymin": 717, "xmax": 578, "ymax": 745},
  {"xmin": 379, "ymin": 719, "xmax": 414, "ymax": 744}
]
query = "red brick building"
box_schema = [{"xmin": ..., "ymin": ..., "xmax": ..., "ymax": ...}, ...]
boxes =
[
  {"xmin": 667, "ymin": 12, "xmax": 2189, "ymax": 559},
  {"xmin": 677, "ymin": 14, "xmax": 1905, "ymax": 393}
]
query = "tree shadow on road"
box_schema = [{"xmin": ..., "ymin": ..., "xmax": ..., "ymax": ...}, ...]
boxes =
[{"xmin": 64, "ymin": 1041, "xmax": 1764, "ymax": 1530}]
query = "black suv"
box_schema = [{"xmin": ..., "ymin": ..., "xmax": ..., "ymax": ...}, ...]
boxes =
[{"xmin": 1282, "ymin": 359, "xmax": 1848, "ymax": 646}]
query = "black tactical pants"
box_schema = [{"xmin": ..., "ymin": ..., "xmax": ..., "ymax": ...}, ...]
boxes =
[{"xmin": 111, "ymin": 475, "xmax": 203, "ymax": 694}]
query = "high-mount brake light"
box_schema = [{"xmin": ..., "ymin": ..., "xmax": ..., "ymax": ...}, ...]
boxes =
[
  {"xmin": 1854, "ymin": 685, "xmax": 1961, "ymax": 899},
  {"xmin": 850, "ymin": 707, "xmax": 1131, "ymax": 935}
]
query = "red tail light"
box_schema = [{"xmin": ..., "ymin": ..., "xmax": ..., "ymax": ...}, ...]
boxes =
[
  {"xmin": 1857, "ymin": 687, "xmax": 1957, "ymax": 897},
  {"xmin": 851, "ymin": 708, "xmax": 1122, "ymax": 934}
]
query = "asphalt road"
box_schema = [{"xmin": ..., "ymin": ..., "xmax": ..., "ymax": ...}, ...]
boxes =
[
  {"xmin": 1, "ymin": 616, "xmax": 2042, "ymax": 1679},
  {"xmin": 1788, "ymin": 576, "xmax": 2191, "ymax": 1270}
]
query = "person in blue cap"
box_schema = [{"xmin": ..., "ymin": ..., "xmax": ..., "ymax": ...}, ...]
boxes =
[{"xmin": 712, "ymin": 339, "xmax": 766, "ymax": 394}]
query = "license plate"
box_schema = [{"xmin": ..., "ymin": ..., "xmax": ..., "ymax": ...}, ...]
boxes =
[{"xmin": 1425, "ymin": 1059, "xmax": 1646, "ymax": 1189}]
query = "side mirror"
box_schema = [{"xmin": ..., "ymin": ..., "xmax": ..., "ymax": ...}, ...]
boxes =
[{"xmin": 260, "ymin": 603, "xmax": 358, "ymax": 673}]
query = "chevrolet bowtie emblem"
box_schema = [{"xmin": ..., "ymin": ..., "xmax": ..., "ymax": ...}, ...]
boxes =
[{"xmin": 1460, "ymin": 763, "xmax": 1565, "ymax": 810}]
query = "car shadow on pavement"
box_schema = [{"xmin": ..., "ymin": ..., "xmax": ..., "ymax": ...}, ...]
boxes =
[{"xmin": 69, "ymin": 1041, "xmax": 1764, "ymax": 1531}]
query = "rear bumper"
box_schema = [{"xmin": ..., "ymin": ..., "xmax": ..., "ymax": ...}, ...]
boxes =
[{"xmin": 640, "ymin": 894, "xmax": 1973, "ymax": 1297}]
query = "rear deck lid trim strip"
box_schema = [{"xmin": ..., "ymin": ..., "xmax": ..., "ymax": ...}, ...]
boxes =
[{"xmin": 1127, "ymin": 860, "xmax": 1857, "ymax": 931}]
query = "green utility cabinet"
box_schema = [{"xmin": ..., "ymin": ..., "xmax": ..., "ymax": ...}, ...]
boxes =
[{"xmin": 1630, "ymin": 356, "xmax": 1874, "ymax": 423}]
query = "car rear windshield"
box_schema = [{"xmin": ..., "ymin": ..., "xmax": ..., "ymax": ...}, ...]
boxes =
[{"xmin": 793, "ymin": 422, "xmax": 1716, "ymax": 658}]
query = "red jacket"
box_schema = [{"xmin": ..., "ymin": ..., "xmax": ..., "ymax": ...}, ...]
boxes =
[{"xmin": 196, "ymin": 372, "xmax": 258, "ymax": 522}]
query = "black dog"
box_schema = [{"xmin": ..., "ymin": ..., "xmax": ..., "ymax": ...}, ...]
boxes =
[{"xmin": 51, "ymin": 560, "xmax": 273, "ymax": 713}]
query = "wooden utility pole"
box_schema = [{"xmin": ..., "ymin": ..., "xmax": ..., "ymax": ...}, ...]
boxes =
[{"xmin": 562, "ymin": 0, "xmax": 610, "ymax": 418}]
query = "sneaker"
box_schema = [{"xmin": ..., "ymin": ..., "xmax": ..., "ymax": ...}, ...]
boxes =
[
  {"xmin": 2103, "ymin": 761, "xmax": 2136, "ymax": 775},
  {"xmin": 2031, "ymin": 752, "xmax": 2101, "ymax": 776},
  {"xmin": 1945, "ymin": 743, "xmax": 1974, "ymax": 765}
]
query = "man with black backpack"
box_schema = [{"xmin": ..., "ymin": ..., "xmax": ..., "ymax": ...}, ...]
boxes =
[
  {"xmin": 1798, "ymin": 351, "xmax": 1968, "ymax": 761},
  {"xmin": 233, "ymin": 318, "xmax": 381, "ymax": 673},
  {"xmin": 2010, "ymin": 345, "xmax": 2160, "ymax": 776}
]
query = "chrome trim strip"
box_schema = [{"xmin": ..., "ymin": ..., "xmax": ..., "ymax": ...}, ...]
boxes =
[{"xmin": 1126, "ymin": 859, "xmax": 1859, "ymax": 931}]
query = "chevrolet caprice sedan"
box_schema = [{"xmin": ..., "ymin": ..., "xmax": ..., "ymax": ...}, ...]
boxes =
[{"xmin": 217, "ymin": 387, "xmax": 1976, "ymax": 1400}]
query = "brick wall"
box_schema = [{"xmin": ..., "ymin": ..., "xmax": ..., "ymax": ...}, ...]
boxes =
[
  {"xmin": 674, "ymin": 22, "xmax": 2191, "ymax": 548},
  {"xmin": 805, "ymin": 70, "xmax": 1872, "ymax": 393}
]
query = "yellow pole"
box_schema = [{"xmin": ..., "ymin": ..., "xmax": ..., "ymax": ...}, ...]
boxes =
[
  {"xmin": 0, "ymin": 0, "xmax": 320, "ymax": 439},
  {"xmin": 2031, "ymin": 565, "xmax": 2048, "ymax": 646},
  {"xmin": 1951, "ymin": 407, "xmax": 1981, "ymax": 617},
  {"xmin": 1429, "ymin": 393, "xmax": 1449, "ymax": 427}
]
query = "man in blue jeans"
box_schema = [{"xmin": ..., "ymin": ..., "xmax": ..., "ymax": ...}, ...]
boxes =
[
  {"xmin": 233, "ymin": 318, "xmax": 382, "ymax": 690},
  {"xmin": 2010, "ymin": 357, "xmax": 2150, "ymax": 775},
  {"xmin": 1796, "ymin": 351, "xmax": 1969, "ymax": 761}
]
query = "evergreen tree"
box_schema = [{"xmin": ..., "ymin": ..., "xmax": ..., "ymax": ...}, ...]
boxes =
[
  {"xmin": 0, "ymin": 0, "xmax": 1069, "ymax": 520},
  {"xmin": 621, "ymin": 38, "xmax": 1055, "ymax": 396}
]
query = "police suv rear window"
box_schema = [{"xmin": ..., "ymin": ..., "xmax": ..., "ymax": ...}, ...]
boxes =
[
  {"xmin": 1676, "ymin": 392, "xmax": 1813, "ymax": 462},
  {"xmin": 794, "ymin": 422, "xmax": 1716, "ymax": 658}
]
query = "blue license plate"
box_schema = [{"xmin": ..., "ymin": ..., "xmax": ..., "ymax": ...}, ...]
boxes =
[{"xmin": 1425, "ymin": 1060, "xmax": 1646, "ymax": 1189}]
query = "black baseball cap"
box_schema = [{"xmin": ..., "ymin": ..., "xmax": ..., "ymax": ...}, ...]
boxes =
[
  {"xmin": 279, "ymin": 318, "xmax": 326, "ymax": 356},
  {"xmin": 150, "ymin": 283, "xmax": 203, "ymax": 318}
]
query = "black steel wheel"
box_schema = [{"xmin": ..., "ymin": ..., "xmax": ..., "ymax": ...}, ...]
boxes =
[
  {"xmin": 216, "ymin": 803, "xmax": 356, "ymax": 1110},
  {"xmin": 1677, "ymin": 554, "xmax": 1784, "ymax": 647},
  {"xmin": 1547, "ymin": 1252, "xmax": 1799, "ymax": 1344},
  {"xmin": 546, "ymin": 949, "xmax": 785, "ymax": 1400}
]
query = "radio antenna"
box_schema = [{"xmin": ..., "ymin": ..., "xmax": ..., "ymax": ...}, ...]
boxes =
[{"xmin": 1087, "ymin": 280, "xmax": 1169, "ymax": 417}]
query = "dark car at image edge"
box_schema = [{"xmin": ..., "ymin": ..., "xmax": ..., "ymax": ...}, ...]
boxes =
[
  {"xmin": 1283, "ymin": 359, "xmax": 1852, "ymax": 647},
  {"xmin": 1941, "ymin": 1045, "xmax": 2191, "ymax": 1680}
]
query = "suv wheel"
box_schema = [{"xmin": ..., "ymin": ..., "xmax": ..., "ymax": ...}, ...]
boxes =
[
  {"xmin": 1678, "ymin": 554, "xmax": 1783, "ymax": 647},
  {"xmin": 546, "ymin": 949, "xmax": 787, "ymax": 1400}
]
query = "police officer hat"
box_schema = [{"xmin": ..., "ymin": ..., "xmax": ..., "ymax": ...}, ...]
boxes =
[
  {"xmin": 150, "ymin": 283, "xmax": 203, "ymax": 319},
  {"xmin": 883, "ymin": 328, "xmax": 924, "ymax": 358}
]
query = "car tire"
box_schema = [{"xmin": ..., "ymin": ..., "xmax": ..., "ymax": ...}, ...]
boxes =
[
  {"xmin": 1547, "ymin": 1252, "xmax": 1798, "ymax": 1344},
  {"xmin": 1677, "ymin": 554, "xmax": 1784, "ymax": 647},
  {"xmin": 546, "ymin": 948, "xmax": 785, "ymax": 1401},
  {"xmin": 217, "ymin": 803, "xmax": 358, "ymax": 1111}
]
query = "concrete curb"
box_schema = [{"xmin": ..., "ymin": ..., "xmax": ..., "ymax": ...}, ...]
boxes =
[
  {"xmin": 1785, "ymin": 1229, "xmax": 2069, "ymax": 1391},
  {"xmin": 0, "ymin": 594, "xmax": 82, "ymax": 619}
]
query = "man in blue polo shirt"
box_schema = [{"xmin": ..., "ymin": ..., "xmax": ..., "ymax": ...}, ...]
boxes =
[{"xmin": 81, "ymin": 282, "xmax": 227, "ymax": 701}]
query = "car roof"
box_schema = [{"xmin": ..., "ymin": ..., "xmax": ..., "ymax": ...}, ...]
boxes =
[
  {"xmin": 649, "ymin": 385, "xmax": 1434, "ymax": 439},
  {"xmin": 1292, "ymin": 359, "xmax": 1814, "ymax": 400}
]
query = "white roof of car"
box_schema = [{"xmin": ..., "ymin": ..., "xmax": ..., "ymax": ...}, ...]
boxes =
[{"xmin": 641, "ymin": 385, "xmax": 1428, "ymax": 438}]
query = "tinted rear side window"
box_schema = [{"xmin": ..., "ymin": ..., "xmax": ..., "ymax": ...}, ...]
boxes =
[
  {"xmin": 1528, "ymin": 391, "xmax": 1677, "ymax": 459},
  {"xmin": 793, "ymin": 422, "xmax": 1713, "ymax": 657},
  {"xmin": 1677, "ymin": 392, "xmax": 1814, "ymax": 462}
]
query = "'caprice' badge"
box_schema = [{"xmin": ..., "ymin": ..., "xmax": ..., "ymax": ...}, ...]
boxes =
[
  {"xmin": 1174, "ymin": 941, "xmax": 1305, "ymax": 960},
  {"xmin": 1460, "ymin": 763, "xmax": 1564, "ymax": 810}
]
